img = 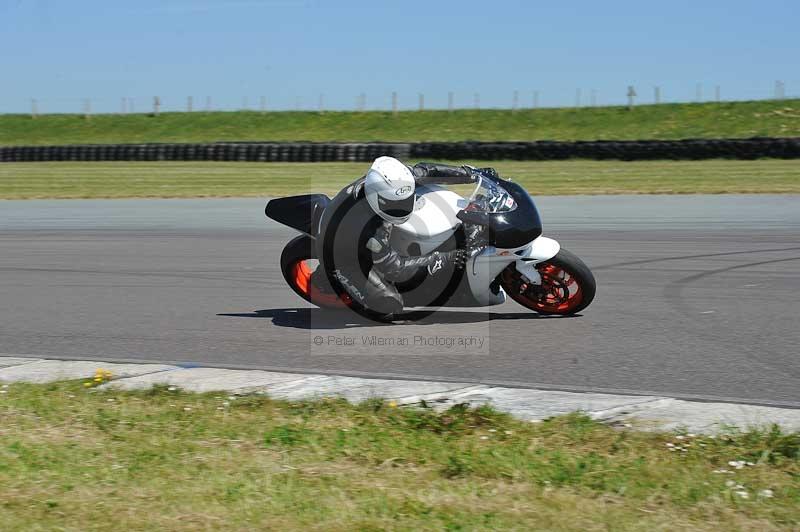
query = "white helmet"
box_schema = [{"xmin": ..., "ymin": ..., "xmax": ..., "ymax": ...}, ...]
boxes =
[{"xmin": 364, "ymin": 156, "xmax": 416, "ymax": 224}]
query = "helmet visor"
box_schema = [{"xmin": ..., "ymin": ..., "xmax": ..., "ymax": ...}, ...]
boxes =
[{"xmin": 377, "ymin": 194, "xmax": 415, "ymax": 219}]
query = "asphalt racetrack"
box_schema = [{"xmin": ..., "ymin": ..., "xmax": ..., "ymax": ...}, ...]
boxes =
[{"xmin": 1, "ymin": 195, "xmax": 798, "ymax": 407}]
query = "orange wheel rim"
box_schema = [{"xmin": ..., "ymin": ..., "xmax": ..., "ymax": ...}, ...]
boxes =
[
  {"xmin": 533, "ymin": 264, "xmax": 583, "ymax": 313},
  {"xmin": 291, "ymin": 260, "xmax": 313, "ymax": 296},
  {"xmin": 290, "ymin": 260, "xmax": 351, "ymax": 307},
  {"xmin": 502, "ymin": 262, "xmax": 583, "ymax": 314}
]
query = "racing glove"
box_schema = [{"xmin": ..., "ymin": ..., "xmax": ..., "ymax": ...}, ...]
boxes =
[
  {"xmin": 447, "ymin": 248, "xmax": 470, "ymax": 270},
  {"xmin": 421, "ymin": 247, "xmax": 483, "ymax": 273},
  {"xmin": 411, "ymin": 162, "xmax": 474, "ymax": 185},
  {"xmin": 477, "ymin": 166, "xmax": 498, "ymax": 177},
  {"xmin": 450, "ymin": 246, "xmax": 487, "ymax": 270}
]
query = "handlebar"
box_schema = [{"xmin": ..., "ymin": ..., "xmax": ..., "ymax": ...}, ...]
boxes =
[{"xmin": 412, "ymin": 162, "xmax": 500, "ymax": 186}]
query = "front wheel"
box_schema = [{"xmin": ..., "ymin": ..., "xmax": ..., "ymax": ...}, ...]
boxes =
[{"xmin": 499, "ymin": 248, "xmax": 596, "ymax": 315}]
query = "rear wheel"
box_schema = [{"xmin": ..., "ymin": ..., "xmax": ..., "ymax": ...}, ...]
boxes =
[
  {"xmin": 280, "ymin": 235, "xmax": 350, "ymax": 309},
  {"xmin": 500, "ymin": 248, "xmax": 595, "ymax": 315}
]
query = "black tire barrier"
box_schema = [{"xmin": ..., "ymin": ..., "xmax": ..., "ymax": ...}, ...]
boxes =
[
  {"xmin": 410, "ymin": 138, "xmax": 800, "ymax": 161},
  {"xmin": 1, "ymin": 138, "xmax": 799, "ymax": 163}
]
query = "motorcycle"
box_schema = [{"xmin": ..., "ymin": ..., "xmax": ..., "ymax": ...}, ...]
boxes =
[{"xmin": 266, "ymin": 164, "xmax": 595, "ymax": 321}]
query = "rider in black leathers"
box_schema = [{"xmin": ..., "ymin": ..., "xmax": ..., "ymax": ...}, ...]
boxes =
[
  {"xmin": 317, "ymin": 158, "xmax": 489, "ymax": 317},
  {"xmin": 362, "ymin": 161, "xmax": 487, "ymax": 315}
]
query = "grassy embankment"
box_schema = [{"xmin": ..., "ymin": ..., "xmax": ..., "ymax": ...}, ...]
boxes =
[
  {"xmin": 2, "ymin": 99, "xmax": 797, "ymax": 199},
  {"xmin": 0, "ymin": 380, "xmax": 798, "ymax": 530},
  {"xmin": 1, "ymin": 159, "xmax": 798, "ymax": 199},
  {"xmin": 1, "ymin": 99, "xmax": 799, "ymax": 145}
]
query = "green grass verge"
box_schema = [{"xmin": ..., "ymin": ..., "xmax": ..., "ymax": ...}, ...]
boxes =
[
  {"xmin": 1, "ymin": 160, "xmax": 798, "ymax": 200},
  {"xmin": 2, "ymin": 100, "xmax": 799, "ymax": 146},
  {"xmin": 0, "ymin": 381, "xmax": 798, "ymax": 531}
]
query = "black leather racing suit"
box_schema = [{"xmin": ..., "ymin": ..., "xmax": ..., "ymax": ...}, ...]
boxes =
[{"xmin": 361, "ymin": 162, "xmax": 482, "ymax": 315}]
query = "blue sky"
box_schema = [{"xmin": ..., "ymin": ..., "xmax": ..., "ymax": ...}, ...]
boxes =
[{"xmin": 1, "ymin": 0, "xmax": 797, "ymax": 113}]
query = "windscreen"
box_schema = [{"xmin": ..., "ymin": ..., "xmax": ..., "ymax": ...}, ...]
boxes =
[{"xmin": 464, "ymin": 177, "xmax": 517, "ymax": 213}]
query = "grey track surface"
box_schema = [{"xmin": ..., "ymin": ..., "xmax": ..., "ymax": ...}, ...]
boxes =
[{"xmin": 1, "ymin": 195, "xmax": 799, "ymax": 407}]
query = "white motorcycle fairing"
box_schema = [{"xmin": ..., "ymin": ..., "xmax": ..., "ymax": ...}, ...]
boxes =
[
  {"xmin": 390, "ymin": 185, "xmax": 462, "ymax": 255},
  {"xmin": 465, "ymin": 237, "xmax": 561, "ymax": 306},
  {"xmin": 389, "ymin": 184, "xmax": 561, "ymax": 308}
]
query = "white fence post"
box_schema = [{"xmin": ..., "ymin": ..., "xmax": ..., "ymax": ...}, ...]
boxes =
[
  {"xmin": 418, "ymin": 93, "xmax": 424, "ymax": 111},
  {"xmin": 774, "ymin": 80, "xmax": 785, "ymax": 100},
  {"xmin": 626, "ymin": 86, "xmax": 636, "ymax": 110},
  {"xmin": 447, "ymin": 91, "xmax": 454, "ymax": 112}
]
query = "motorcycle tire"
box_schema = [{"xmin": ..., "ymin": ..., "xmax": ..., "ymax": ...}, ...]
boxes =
[
  {"xmin": 500, "ymin": 248, "xmax": 596, "ymax": 315},
  {"xmin": 280, "ymin": 234, "xmax": 348, "ymax": 309}
]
